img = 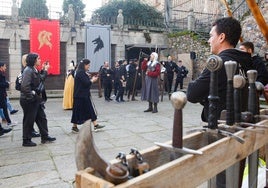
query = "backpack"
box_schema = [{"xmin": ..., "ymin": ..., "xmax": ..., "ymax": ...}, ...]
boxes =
[{"xmin": 15, "ymin": 72, "xmax": 22, "ymax": 91}]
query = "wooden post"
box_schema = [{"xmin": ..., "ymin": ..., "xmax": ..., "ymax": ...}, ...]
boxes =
[{"xmin": 246, "ymin": 0, "xmax": 268, "ymax": 43}]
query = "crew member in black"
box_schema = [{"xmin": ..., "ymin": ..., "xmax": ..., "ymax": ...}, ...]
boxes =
[
  {"xmin": 163, "ymin": 55, "xmax": 177, "ymax": 93},
  {"xmin": 115, "ymin": 60, "xmax": 126, "ymax": 102},
  {"xmin": 239, "ymin": 41, "xmax": 268, "ymax": 86},
  {"xmin": 112, "ymin": 61, "xmax": 121, "ymax": 98},
  {"xmin": 174, "ymin": 60, "xmax": 188, "ymax": 91},
  {"xmin": 100, "ymin": 61, "xmax": 114, "ymax": 101},
  {"xmin": 127, "ymin": 59, "xmax": 138, "ymax": 101}
]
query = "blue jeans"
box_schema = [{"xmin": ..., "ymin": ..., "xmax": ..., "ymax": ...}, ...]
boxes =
[{"xmin": 0, "ymin": 97, "xmax": 14, "ymax": 120}]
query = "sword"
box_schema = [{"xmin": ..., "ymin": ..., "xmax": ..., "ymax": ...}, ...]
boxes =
[
  {"xmin": 155, "ymin": 91, "xmax": 203, "ymax": 157},
  {"xmin": 206, "ymin": 55, "xmax": 223, "ymax": 129},
  {"xmin": 224, "ymin": 60, "xmax": 237, "ymax": 125},
  {"xmin": 247, "ymin": 70, "xmax": 258, "ymax": 188},
  {"xmin": 233, "ymin": 75, "xmax": 246, "ymax": 123}
]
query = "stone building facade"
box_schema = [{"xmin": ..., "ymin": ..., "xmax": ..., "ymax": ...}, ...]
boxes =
[
  {"xmin": 0, "ymin": 19, "xmax": 168, "ymax": 95},
  {"xmin": 1, "ymin": 0, "xmax": 267, "ymax": 96}
]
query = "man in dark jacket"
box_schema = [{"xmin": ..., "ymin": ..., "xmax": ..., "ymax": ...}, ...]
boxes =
[
  {"xmin": 163, "ymin": 55, "xmax": 177, "ymax": 93},
  {"xmin": 174, "ymin": 60, "xmax": 188, "ymax": 91},
  {"xmin": 186, "ymin": 17, "xmax": 254, "ymax": 188},
  {"xmin": 187, "ymin": 17, "xmax": 253, "ymax": 123},
  {"xmin": 127, "ymin": 59, "xmax": 138, "ymax": 101},
  {"xmin": 100, "ymin": 61, "xmax": 113, "ymax": 101},
  {"xmin": 239, "ymin": 41, "xmax": 268, "ymax": 86}
]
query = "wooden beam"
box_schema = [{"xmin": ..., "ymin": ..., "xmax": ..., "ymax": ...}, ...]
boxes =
[{"xmin": 246, "ymin": 0, "xmax": 268, "ymax": 43}]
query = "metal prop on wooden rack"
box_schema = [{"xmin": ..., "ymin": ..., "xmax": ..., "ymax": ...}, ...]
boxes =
[
  {"xmin": 255, "ymin": 81, "xmax": 268, "ymax": 120},
  {"xmin": 247, "ymin": 70, "xmax": 259, "ymax": 188},
  {"xmin": 219, "ymin": 76, "xmax": 267, "ymax": 133},
  {"xmin": 190, "ymin": 55, "xmax": 245, "ymax": 143},
  {"xmin": 129, "ymin": 148, "xmax": 150, "ymax": 177},
  {"xmin": 75, "ymin": 123, "xmax": 129, "ymax": 185},
  {"xmin": 218, "ymin": 63, "xmax": 266, "ymax": 133},
  {"xmin": 116, "ymin": 152, "xmax": 129, "ymax": 168},
  {"xmin": 155, "ymin": 91, "xmax": 203, "ymax": 155},
  {"xmin": 224, "ymin": 60, "xmax": 237, "ymax": 125},
  {"xmin": 233, "ymin": 75, "xmax": 246, "ymax": 123},
  {"xmin": 206, "ymin": 55, "xmax": 223, "ymax": 129}
]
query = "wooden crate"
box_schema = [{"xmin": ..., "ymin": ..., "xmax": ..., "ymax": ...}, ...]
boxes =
[{"xmin": 76, "ymin": 120, "xmax": 268, "ymax": 188}]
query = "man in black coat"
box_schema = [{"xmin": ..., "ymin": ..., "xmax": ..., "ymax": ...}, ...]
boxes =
[
  {"xmin": 174, "ymin": 60, "xmax": 188, "ymax": 91},
  {"xmin": 187, "ymin": 17, "xmax": 255, "ymax": 188},
  {"xmin": 100, "ymin": 61, "xmax": 114, "ymax": 101},
  {"xmin": 163, "ymin": 55, "xmax": 177, "ymax": 93},
  {"xmin": 187, "ymin": 17, "xmax": 253, "ymax": 123},
  {"xmin": 239, "ymin": 41, "xmax": 268, "ymax": 86}
]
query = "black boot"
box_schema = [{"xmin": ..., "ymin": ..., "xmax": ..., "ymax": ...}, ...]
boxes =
[
  {"xmin": 22, "ymin": 139, "xmax": 37, "ymax": 147},
  {"xmin": 152, "ymin": 103, "xmax": 158, "ymax": 113},
  {"xmin": 144, "ymin": 102, "xmax": 153, "ymax": 112},
  {"xmin": 41, "ymin": 136, "xmax": 56, "ymax": 144}
]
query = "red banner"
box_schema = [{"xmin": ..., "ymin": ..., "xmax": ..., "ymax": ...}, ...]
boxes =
[{"xmin": 30, "ymin": 18, "xmax": 60, "ymax": 75}]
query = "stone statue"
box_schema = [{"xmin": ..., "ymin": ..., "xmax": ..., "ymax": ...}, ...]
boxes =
[
  {"xmin": 68, "ymin": 4, "xmax": 75, "ymax": 27},
  {"xmin": 117, "ymin": 9, "xmax": 124, "ymax": 30},
  {"xmin": 11, "ymin": 0, "xmax": 19, "ymax": 21}
]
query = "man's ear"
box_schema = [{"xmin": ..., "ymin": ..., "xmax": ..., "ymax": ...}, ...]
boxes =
[{"xmin": 219, "ymin": 33, "xmax": 226, "ymax": 43}]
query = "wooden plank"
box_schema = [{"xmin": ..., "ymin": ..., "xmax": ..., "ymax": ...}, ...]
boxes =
[
  {"xmin": 115, "ymin": 120, "xmax": 268, "ymax": 187},
  {"xmin": 76, "ymin": 168, "xmax": 95, "ymax": 188},
  {"xmin": 80, "ymin": 173, "xmax": 114, "ymax": 188},
  {"xmin": 78, "ymin": 120, "xmax": 268, "ymax": 187}
]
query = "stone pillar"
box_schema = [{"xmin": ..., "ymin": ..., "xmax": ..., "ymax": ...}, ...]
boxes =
[
  {"xmin": 115, "ymin": 44, "xmax": 125, "ymax": 61},
  {"xmin": 66, "ymin": 27, "xmax": 77, "ymax": 70},
  {"xmin": 187, "ymin": 8, "xmax": 195, "ymax": 31},
  {"xmin": 9, "ymin": 29, "xmax": 22, "ymax": 95},
  {"xmin": 66, "ymin": 42, "xmax": 77, "ymax": 71}
]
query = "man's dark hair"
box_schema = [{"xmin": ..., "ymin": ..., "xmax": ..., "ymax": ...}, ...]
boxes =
[
  {"xmin": 212, "ymin": 17, "xmax": 241, "ymax": 47},
  {"xmin": 26, "ymin": 53, "xmax": 39, "ymax": 67},
  {"xmin": 240, "ymin": 41, "xmax": 254, "ymax": 53}
]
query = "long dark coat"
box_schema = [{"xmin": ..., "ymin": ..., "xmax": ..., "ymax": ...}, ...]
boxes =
[{"xmin": 71, "ymin": 69, "xmax": 97, "ymax": 125}]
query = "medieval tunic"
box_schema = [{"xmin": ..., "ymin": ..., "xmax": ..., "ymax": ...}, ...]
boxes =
[
  {"xmin": 141, "ymin": 59, "xmax": 161, "ymax": 103},
  {"xmin": 62, "ymin": 69, "xmax": 75, "ymax": 110}
]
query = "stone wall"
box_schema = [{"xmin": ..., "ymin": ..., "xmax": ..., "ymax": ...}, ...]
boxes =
[
  {"xmin": 167, "ymin": 33, "xmax": 210, "ymax": 80},
  {"xmin": 241, "ymin": 0, "xmax": 268, "ymax": 56},
  {"xmin": 168, "ymin": 0, "xmax": 268, "ymax": 82}
]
